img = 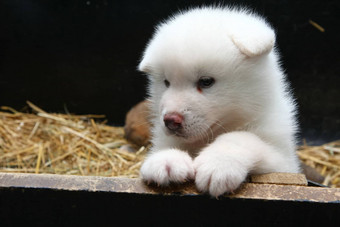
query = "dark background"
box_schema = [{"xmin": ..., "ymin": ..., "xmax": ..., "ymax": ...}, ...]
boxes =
[
  {"xmin": 0, "ymin": 0, "xmax": 339, "ymax": 144},
  {"xmin": 1, "ymin": 187, "xmax": 339, "ymax": 226}
]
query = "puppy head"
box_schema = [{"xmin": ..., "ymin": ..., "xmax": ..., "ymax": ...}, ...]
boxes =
[{"xmin": 138, "ymin": 7, "xmax": 277, "ymax": 143}]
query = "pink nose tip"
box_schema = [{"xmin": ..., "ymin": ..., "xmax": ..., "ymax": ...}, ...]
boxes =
[{"xmin": 163, "ymin": 113, "xmax": 184, "ymax": 131}]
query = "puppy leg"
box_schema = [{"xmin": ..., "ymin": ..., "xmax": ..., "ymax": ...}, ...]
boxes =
[
  {"xmin": 140, "ymin": 149, "xmax": 195, "ymax": 185},
  {"xmin": 194, "ymin": 131, "xmax": 294, "ymax": 197}
]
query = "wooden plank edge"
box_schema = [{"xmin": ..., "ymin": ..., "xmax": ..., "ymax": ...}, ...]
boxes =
[{"xmin": 0, "ymin": 173, "xmax": 339, "ymax": 203}]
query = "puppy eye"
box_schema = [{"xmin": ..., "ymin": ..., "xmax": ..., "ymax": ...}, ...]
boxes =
[
  {"xmin": 197, "ymin": 77, "xmax": 215, "ymax": 89},
  {"xmin": 164, "ymin": 79, "xmax": 170, "ymax": 88}
]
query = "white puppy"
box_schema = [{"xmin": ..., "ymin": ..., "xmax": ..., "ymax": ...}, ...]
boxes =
[{"xmin": 138, "ymin": 6, "xmax": 300, "ymax": 197}]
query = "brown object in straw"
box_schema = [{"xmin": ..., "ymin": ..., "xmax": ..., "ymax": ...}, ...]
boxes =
[{"xmin": 124, "ymin": 100, "xmax": 151, "ymax": 147}]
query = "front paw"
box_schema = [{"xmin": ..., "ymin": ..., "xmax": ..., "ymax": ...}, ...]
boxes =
[
  {"xmin": 140, "ymin": 149, "xmax": 195, "ymax": 186},
  {"xmin": 194, "ymin": 147, "xmax": 248, "ymax": 197}
]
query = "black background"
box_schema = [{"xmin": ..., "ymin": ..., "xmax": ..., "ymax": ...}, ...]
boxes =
[
  {"xmin": 1, "ymin": 187, "xmax": 339, "ymax": 226},
  {"xmin": 0, "ymin": 0, "xmax": 339, "ymax": 144}
]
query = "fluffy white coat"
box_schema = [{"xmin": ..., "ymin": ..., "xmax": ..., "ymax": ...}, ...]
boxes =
[{"xmin": 138, "ymin": 6, "xmax": 300, "ymax": 197}]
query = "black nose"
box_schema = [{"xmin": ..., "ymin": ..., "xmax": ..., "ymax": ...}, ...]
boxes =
[{"xmin": 163, "ymin": 113, "xmax": 183, "ymax": 131}]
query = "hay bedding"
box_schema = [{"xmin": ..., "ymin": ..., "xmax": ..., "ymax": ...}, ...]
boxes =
[
  {"xmin": 0, "ymin": 102, "xmax": 339, "ymax": 188},
  {"xmin": 298, "ymin": 141, "xmax": 340, "ymax": 187},
  {"xmin": 0, "ymin": 102, "xmax": 148, "ymax": 178}
]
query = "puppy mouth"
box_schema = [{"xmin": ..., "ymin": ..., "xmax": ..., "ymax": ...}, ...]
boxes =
[
  {"xmin": 164, "ymin": 128, "xmax": 188, "ymax": 138},
  {"xmin": 164, "ymin": 126, "xmax": 208, "ymax": 143}
]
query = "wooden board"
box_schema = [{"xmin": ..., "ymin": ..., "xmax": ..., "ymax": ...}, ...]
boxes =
[{"xmin": 0, "ymin": 173, "xmax": 339, "ymax": 203}]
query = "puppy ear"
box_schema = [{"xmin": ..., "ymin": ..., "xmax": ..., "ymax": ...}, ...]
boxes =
[
  {"xmin": 138, "ymin": 60, "xmax": 152, "ymax": 74},
  {"xmin": 231, "ymin": 21, "xmax": 275, "ymax": 57}
]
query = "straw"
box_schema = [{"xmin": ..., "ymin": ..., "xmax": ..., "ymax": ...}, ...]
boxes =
[
  {"xmin": 0, "ymin": 102, "xmax": 148, "ymax": 178},
  {"xmin": 298, "ymin": 140, "xmax": 340, "ymax": 187}
]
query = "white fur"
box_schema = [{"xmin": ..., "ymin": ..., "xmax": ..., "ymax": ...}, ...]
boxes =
[
  {"xmin": 140, "ymin": 149, "xmax": 195, "ymax": 185},
  {"xmin": 138, "ymin": 6, "xmax": 300, "ymax": 197}
]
